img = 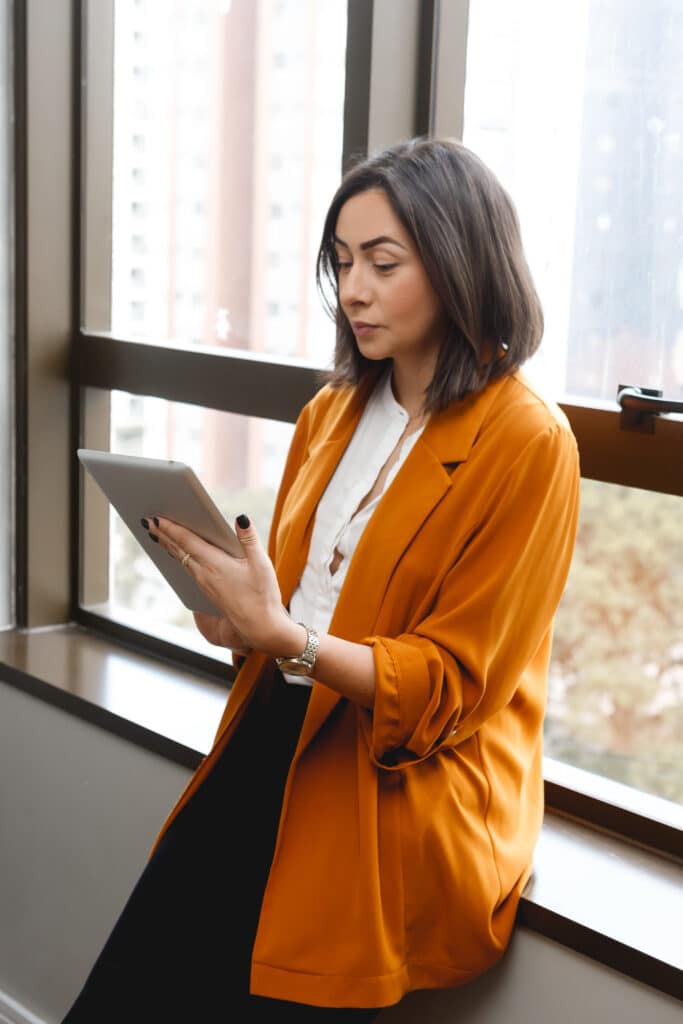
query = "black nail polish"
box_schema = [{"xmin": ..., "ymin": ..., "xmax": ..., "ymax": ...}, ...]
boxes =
[
  {"xmin": 153, "ymin": 517, "xmax": 159, "ymax": 527},
  {"xmin": 237, "ymin": 514, "xmax": 250, "ymax": 529},
  {"xmin": 149, "ymin": 533, "xmax": 159, "ymax": 543},
  {"xmin": 141, "ymin": 518, "xmax": 149, "ymax": 530}
]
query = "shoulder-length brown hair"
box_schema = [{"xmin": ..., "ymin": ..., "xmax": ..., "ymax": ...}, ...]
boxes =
[{"xmin": 316, "ymin": 138, "xmax": 543, "ymax": 412}]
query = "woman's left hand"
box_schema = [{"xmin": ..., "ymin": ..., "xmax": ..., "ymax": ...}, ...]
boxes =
[{"xmin": 149, "ymin": 514, "xmax": 297, "ymax": 657}]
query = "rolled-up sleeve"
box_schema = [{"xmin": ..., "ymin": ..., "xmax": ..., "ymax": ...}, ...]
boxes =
[{"xmin": 362, "ymin": 422, "xmax": 580, "ymax": 768}]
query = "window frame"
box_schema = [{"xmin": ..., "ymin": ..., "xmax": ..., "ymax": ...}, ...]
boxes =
[
  {"xmin": 430, "ymin": 0, "xmax": 683, "ymax": 853},
  {"xmin": 11, "ymin": 0, "xmax": 682, "ymax": 856},
  {"xmin": 72, "ymin": 0, "xmax": 424, "ymax": 679}
]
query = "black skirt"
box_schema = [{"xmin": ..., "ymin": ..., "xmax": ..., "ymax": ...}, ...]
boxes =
[{"xmin": 62, "ymin": 670, "xmax": 379, "ymax": 1023}]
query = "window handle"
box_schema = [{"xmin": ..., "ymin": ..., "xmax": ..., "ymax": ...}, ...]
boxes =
[{"xmin": 617, "ymin": 385, "xmax": 683, "ymax": 433}]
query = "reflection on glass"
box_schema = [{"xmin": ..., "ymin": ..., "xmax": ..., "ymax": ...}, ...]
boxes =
[
  {"xmin": 546, "ymin": 479, "xmax": 683, "ymax": 805},
  {"xmin": 107, "ymin": 0, "xmax": 346, "ymax": 365},
  {"xmin": 84, "ymin": 392, "xmax": 295, "ymax": 653},
  {"xmin": 0, "ymin": 0, "xmax": 12, "ymax": 627},
  {"xmin": 464, "ymin": 0, "xmax": 683, "ymax": 404}
]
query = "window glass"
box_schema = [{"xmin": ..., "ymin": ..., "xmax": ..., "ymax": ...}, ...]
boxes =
[
  {"xmin": 105, "ymin": 0, "xmax": 347, "ymax": 364},
  {"xmin": 81, "ymin": 392, "xmax": 295, "ymax": 657},
  {"xmin": 546, "ymin": 479, "xmax": 683, "ymax": 806},
  {"xmin": 463, "ymin": 0, "xmax": 683, "ymax": 405},
  {"xmin": 463, "ymin": 0, "xmax": 683, "ymax": 809},
  {"xmin": 0, "ymin": 0, "xmax": 12, "ymax": 627}
]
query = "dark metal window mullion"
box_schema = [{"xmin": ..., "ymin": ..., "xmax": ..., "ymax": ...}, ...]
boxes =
[
  {"xmin": 414, "ymin": 0, "xmax": 440, "ymax": 136},
  {"xmin": 561, "ymin": 401, "xmax": 683, "ymax": 498},
  {"xmin": 77, "ymin": 332, "xmax": 323, "ymax": 424},
  {"xmin": 78, "ymin": 334, "xmax": 683, "ymax": 499},
  {"xmin": 12, "ymin": 0, "xmax": 28, "ymax": 627},
  {"xmin": 70, "ymin": 0, "xmax": 85, "ymax": 619},
  {"xmin": 342, "ymin": 0, "xmax": 374, "ymax": 171}
]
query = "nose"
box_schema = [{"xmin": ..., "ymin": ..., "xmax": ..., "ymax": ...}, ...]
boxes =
[{"xmin": 338, "ymin": 262, "xmax": 372, "ymax": 309}]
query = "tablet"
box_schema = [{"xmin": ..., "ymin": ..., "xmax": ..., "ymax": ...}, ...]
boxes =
[{"xmin": 78, "ymin": 449, "xmax": 245, "ymax": 615}]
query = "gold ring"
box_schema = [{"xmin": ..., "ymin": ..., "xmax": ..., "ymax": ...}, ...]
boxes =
[{"xmin": 180, "ymin": 551, "xmax": 191, "ymax": 569}]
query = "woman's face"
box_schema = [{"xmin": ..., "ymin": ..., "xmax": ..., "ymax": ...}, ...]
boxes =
[{"xmin": 334, "ymin": 189, "xmax": 445, "ymax": 371}]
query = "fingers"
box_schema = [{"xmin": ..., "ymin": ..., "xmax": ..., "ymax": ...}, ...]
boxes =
[
  {"xmin": 147, "ymin": 516, "xmax": 208, "ymax": 567},
  {"xmin": 234, "ymin": 514, "xmax": 253, "ymax": 545},
  {"xmin": 234, "ymin": 514, "xmax": 265, "ymax": 562},
  {"xmin": 149, "ymin": 516, "xmax": 197, "ymax": 553},
  {"xmin": 148, "ymin": 515, "xmax": 254, "ymax": 570},
  {"xmin": 156, "ymin": 533, "xmax": 191, "ymax": 567},
  {"xmin": 143, "ymin": 512, "xmax": 279, "ymax": 649}
]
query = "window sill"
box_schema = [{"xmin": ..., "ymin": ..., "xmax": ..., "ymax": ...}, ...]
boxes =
[
  {"xmin": 0, "ymin": 624, "xmax": 681, "ymax": 1002},
  {"xmin": 0, "ymin": 622, "xmax": 225, "ymax": 769}
]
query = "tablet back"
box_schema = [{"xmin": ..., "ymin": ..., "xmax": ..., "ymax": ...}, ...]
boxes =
[{"xmin": 78, "ymin": 449, "xmax": 243, "ymax": 615}]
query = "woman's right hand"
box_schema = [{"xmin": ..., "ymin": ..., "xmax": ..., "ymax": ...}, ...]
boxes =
[{"xmin": 192, "ymin": 611, "xmax": 252, "ymax": 658}]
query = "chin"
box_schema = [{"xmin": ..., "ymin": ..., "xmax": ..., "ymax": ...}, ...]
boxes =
[{"xmin": 355, "ymin": 341, "xmax": 390, "ymax": 362}]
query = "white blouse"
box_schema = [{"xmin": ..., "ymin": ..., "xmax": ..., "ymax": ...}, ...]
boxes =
[{"xmin": 283, "ymin": 368, "xmax": 427, "ymax": 686}]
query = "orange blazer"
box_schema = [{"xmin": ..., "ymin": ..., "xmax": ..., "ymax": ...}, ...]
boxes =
[{"xmin": 151, "ymin": 369, "xmax": 580, "ymax": 1009}]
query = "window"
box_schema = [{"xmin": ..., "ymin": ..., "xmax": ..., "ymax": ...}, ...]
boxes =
[
  {"xmin": 463, "ymin": 0, "xmax": 683, "ymax": 405},
  {"xmin": 548, "ymin": 480, "xmax": 682, "ymax": 805},
  {"xmin": 105, "ymin": 0, "xmax": 347, "ymax": 363},
  {"xmin": 459, "ymin": 0, "xmax": 683, "ymax": 808},
  {"xmin": 52, "ymin": 0, "xmax": 676, "ymax": 846},
  {"xmin": 81, "ymin": 394, "xmax": 295, "ymax": 658},
  {"xmin": 79, "ymin": 0, "xmax": 350, "ymax": 672},
  {"xmin": 0, "ymin": 0, "xmax": 12, "ymax": 627}
]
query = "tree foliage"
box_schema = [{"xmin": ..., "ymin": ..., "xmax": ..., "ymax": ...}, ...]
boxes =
[{"xmin": 546, "ymin": 479, "xmax": 683, "ymax": 804}]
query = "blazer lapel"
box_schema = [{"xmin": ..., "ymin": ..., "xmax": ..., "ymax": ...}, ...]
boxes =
[
  {"xmin": 293, "ymin": 373, "xmax": 511, "ymax": 759},
  {"xmin": 211, "ymin": 376, "xmax": 377, "ymax": 751},
  {"xmin": 293, "ymin": 443, "xmax": 452, "ymax": 758},
  {"xmin": 331, "ymin": 374, "xmax": 509, "ymax": 636}
]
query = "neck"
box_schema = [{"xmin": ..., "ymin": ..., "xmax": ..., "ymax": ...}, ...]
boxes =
[{"xmin": 390, "ymin": 358, "xmax": 434, "ymax": 419}]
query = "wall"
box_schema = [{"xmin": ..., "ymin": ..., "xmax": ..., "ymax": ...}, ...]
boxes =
[
  {"xmin": 0, "ymin": 680, "xmax": 679, "ymax": 1024},
  {"xmin": 0, "ymin": 681, "xmax": 189, "ymax": 1022}
]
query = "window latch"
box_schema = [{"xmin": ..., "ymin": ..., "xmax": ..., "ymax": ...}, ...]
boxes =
[{"xmin": 617, "ymin": 384, "xmax": 683, "ymax": 433}]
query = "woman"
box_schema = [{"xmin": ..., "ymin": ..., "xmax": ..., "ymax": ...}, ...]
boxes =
[{"xmin": 63, "ymin": 139, "xmax": 579, "ymax": 1021}]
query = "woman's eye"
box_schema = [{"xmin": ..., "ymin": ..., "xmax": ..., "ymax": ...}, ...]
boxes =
[
  {"xmin": 374, "ymin": 263, "xmax": 398, "ymax": 273},
  {"xmin": 336, "ymin": 261, "xmax": 352, "ymax": 271}
]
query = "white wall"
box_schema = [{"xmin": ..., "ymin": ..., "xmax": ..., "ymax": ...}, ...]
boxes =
[
  {"xmin": 0, "ymin": 680, "xmax": 679, "ymax": 1024},
  {"xmin": 0, "ymin": 681, "xmax": 190, "ymax": 1022}
]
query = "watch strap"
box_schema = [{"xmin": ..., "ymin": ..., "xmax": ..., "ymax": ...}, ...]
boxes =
[{"xmin": 276, "ymin": 623, "xmax": 320, "ymax": 672}]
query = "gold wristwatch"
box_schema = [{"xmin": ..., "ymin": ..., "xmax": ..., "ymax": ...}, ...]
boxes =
[{"xmin": 276, "ymin": 623, "xmax": 320, "ymax": 676}]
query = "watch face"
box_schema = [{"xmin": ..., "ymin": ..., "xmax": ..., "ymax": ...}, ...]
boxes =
[{"xmin": 277, "ymin": 658, "xmax": 312, "ymax": 676}]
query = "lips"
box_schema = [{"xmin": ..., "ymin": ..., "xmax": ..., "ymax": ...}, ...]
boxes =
[{"xmin": 352, "ymin": 321, "xmax": 380, "ymax": 332}]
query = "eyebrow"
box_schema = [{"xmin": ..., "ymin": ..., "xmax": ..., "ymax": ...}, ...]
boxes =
[{"xmin": 334, "ymin": 234, "xmax": 408, "ymax": 253}]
